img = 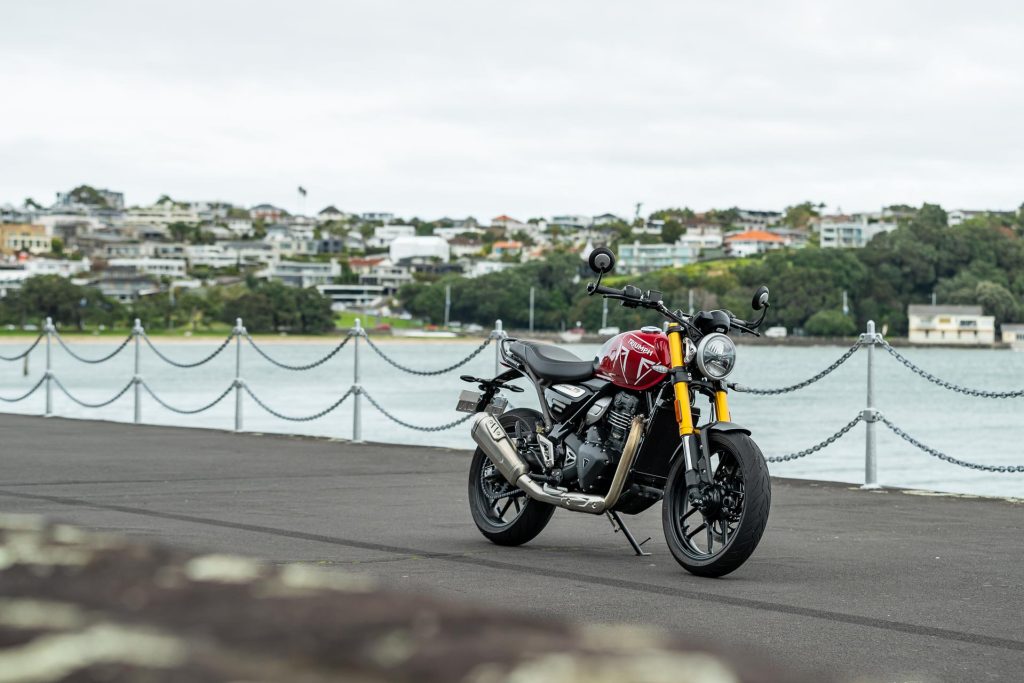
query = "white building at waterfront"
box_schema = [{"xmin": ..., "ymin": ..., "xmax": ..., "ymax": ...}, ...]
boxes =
[
  {"xmin": 1000, "ymin": 323, "xmax": 1024, "ymax": 350},
  {"xmin": 907, "ymin": 305, "xmax": 995, "ymax": 346}
]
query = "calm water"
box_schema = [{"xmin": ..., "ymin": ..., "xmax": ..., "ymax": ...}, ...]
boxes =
[{"xmin": 2, "ymin": 336, "xmax": 1022, "ymax": 498}]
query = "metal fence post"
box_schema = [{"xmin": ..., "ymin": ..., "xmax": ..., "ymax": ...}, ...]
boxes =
[
  {"xmin": 44, "ymin": 317, "xmax": 53, "ymax": 417},
  {"xmin": 133, "ymin": 318, "xmax": 143, "ymax": 424},
  {"xmin": 494, "ymin": 319, "xmax": 503, "ymax": 375},
  {"xmin": 234, "ymin": 317, "xmax": 244, "ymax": 432},
  {"xmin": 352, "ymin": 318, "xmax": 362, "ymax": 443},
  {"xmin": 862, "ymin": 320, "xmax": 880, "ymax": 489}
]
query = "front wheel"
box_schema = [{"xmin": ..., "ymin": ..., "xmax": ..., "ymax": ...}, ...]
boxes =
[
  {"xmin": 663, "ymin": 431, "xmax": 771, "ymax": 577},
  {"xmin": 468, "ymin": 408, "xmax": 555, "ymax": 546}
]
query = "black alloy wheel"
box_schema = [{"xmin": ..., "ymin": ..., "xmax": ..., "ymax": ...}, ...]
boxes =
[
  {"xmin": 663, "ymin": 431, "xmax": 771, "ymax": 577},
  {"xmin": 468, "ymin": 408, "xmax": 555, "ymax": 546}
]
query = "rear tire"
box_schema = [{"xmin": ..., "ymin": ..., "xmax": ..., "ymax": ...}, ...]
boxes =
[
  {"xmin": 662, "ymin": 431, "xmax": 771, "ymax": 578},
  {"xmin": 468, "ymin": 409, "xmax": 555, "ymax": 546}
]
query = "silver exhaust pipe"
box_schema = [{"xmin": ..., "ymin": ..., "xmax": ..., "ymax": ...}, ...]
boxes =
[{"xmin": 470, "ymin": 412, "xmax": 644, "ymax": 515}]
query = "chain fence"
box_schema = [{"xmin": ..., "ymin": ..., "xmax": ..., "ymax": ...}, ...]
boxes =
[
  {"xmin": 243, "ymin": 384, "xmax": 356, "ymax": 422},
  {"xmin": 0, "ymin": 375, "xmax": 47, "ymax": 403},
  {"xmin": 142, "ymin": 332, "xmax": 234, "ymax": 368},
  {"xmin": 360, "ymin": 332, "xmax": 495, "ymax": 376},
  {"xmin": 140, "ymin": 380, "xmax": 236, "ymax": 415},
  {"xmin": 880, "ymin": 416, "xmax": 1024, "ymax": 473},
  {"xmin": 245, "ymin": 332, "xmax": 352, "ymax": 371},
  {"xmin": 0, "ymin": 333, "xmax": 43, "ymax": 362},
  {"xmin": 764, "ymin": 414, "xmax": 864, "ymax": 463},
  {"xmin": 361, "ymin": 389, "xmax": 476, "ymax": 431},
  {"xmin": 880, "ymin": 341, "xmax": 1024, "ymax": 398},
  {"xmin": 4, "ymin": 316, "xmax": 1021, "ymax": 484},
  {"xmin": 729, "ymin": 340, "xmax": 863, "ymax": 395},
  {"xmin": 55, "ymin": 332, "xmax": 133, "ymax": 364},
  {"xmin": 50, "ymin": 375, "xmax": 135, "ymax": 409}
]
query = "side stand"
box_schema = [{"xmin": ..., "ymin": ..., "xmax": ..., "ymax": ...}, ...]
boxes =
[{"xmin": 606, "ymin": 511, "xmax": 651, "ymax": 557}]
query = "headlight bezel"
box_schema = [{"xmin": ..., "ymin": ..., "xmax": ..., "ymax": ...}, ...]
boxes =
[{"xmin": 694, "ymin": 333, "xmax": 737, "ymax": 380}]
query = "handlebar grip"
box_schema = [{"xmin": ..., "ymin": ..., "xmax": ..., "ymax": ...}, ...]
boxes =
[{"xmin": 588, "ymin": 283, "xmax": 624, "ymax": 297}]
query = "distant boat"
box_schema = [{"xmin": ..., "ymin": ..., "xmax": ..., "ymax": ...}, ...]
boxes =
[
  {"xmin": 558, "ymin": 328, "xmax": 585, "ymax": 343},
  {"xmin": 391, "ymin": 329, "xmax": 458, "ymax": 339}
]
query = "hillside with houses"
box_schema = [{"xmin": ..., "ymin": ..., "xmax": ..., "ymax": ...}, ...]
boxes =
[{"xmin": 1, "ymin": 187, "xmax": 1022, "ymax": 342}]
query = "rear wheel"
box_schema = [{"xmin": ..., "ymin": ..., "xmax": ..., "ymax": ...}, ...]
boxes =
[
  {"xmin": 662, "ymin": 431, "xmax": 771, "ymax": 577},
  {"xmin": 468, "ymin": 408, "xmax": 555, "ymax": 546}
]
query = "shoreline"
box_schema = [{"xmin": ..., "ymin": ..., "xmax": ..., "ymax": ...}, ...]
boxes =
[{"xmin": 0, "ymin": 330, "xmax": 1012, "ymax": 349}]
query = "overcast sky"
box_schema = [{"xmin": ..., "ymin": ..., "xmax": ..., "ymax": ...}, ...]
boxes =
[{"xmin": 3, "ymin": 1, "xmax": 1023, "ymax": 219}]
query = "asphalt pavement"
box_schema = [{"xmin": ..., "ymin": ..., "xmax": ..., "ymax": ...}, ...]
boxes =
[{"xmin": 0, "ymin": 413, "xmax": 1021, "ymax": 682}]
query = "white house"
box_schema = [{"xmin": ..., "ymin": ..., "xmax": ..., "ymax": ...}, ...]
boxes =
[
  {"xmin": 999, "ymin": 323, "xmax": 1024, "ymax": 350},
  {"xmin": 724, "ymin": 230, "xmax": 786, "ymax": 258},
  {"xmin": 907, "ymin": 305, "xmax": 995, "ymax": 345},
  {"xmin": 108, "ymin": 257, "xmax": 187, "ymax": 278},
  {"xmin": 368, "ymin": 224, "xmax": 416, "ymax": 248},
  {"xmin": 466, "ymin": 261, "xmax": 516, "ymax": 278},
  {"xmin": 389, "ymin": 236, "xmax": 449, "ymax": 263},
  {"xmin": 818, "ymin": 215, "xmax": 897, "ymax": 249},
  {"xmin": 262, "ymin": 259, "xmax": 341, "ymax": 288},
  {"xmin": 124, "ymin": 202, "xmax": 200, "ymax": 227},
  {"xmin": 734, "ymin": 209, "xmax": 783, "ymax": 231},
  {"xmin": 617, "ymin": 241, "xmax": 698, "ymax": 274}
]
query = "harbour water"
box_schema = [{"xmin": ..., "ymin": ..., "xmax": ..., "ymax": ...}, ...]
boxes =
[{"xmin": 2, "ymin": 336, "xmax": 1022, "ymax": 499}]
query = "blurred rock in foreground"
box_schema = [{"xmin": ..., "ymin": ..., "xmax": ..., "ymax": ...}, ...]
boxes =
[{"xmin": 0, "ymin": 514, "xmax": 825, "ymax": 683}]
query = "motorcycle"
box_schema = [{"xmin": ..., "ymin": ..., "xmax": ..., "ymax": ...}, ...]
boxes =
[{"xmin": 457, "ymin": 247, "xmax": 771, "ymax": 577}]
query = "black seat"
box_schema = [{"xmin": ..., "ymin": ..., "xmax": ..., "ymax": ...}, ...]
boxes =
[{"xmin": 507, "ymin": 340, "xmax": 595, "ymax": 382}]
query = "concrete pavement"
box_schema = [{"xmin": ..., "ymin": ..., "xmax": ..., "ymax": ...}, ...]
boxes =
[{"xmin": 0, "ymin": 414, "xmax": 1021, "ymax": 682}]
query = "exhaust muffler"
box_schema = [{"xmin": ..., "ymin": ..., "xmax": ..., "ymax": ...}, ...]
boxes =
[{"xmin": 470, "ymin": 412, "xmax": 643, "ymax": 515}]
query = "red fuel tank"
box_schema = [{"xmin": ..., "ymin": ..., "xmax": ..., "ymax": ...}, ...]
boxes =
[{"xmin": 594, "ymin": 328, "xmax": 672, "ymax": 390}]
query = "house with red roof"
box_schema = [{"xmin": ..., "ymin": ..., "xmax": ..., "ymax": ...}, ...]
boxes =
[{"xmin": 724, "ymin": 229, "xmax": 787, "ymax": 258}]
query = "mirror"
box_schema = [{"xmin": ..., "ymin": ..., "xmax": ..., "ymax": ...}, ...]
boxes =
[
  {"xmin": 588, "ymin": 246, "xmax": 616, "ymax": 274},
  {"xmin": 751, "ymin": 285, "xmax": 770, "ymax": 311}
]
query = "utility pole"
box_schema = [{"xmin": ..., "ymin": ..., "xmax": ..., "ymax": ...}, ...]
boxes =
[
  {"xmin": 529, "ymin": 287, "xmax": 535, "ymax": 333},
  {"xmin": 601, "ymin": 297, "xmax": 608, "ymax": 330},
  {"xmin": 444, "ymin": 284, "xmax": 451, "ymax": 328},
  {"xmin": 842, "ymin": 290, "xmax": 849, "ymax": 316},
  {"xmin": 688, "ymin": 289, "xmax": 694, "ymax": 315}
]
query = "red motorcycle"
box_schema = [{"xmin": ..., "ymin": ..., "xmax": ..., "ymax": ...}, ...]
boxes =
[{"xmin": 458, "ymin": 247, "xmax": 771, "ymax": 577}]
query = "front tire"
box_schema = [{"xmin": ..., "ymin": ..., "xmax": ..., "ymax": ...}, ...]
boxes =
[
  {"xmin": 468, "ymin": 408, "xmax": 555, "ymax": 546},
  {"xmin": 662, "ymin": 431, "xmax": 771, "ymax": 577}
]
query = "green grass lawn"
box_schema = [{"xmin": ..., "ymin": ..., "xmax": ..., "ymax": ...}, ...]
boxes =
[{"xmin": 334, "ymin": 312, "xmax": 423, "ymax": 330}]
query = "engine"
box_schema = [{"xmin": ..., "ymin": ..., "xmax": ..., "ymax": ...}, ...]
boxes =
[{"xmin": 562, "ymin": 392, "xmax": 641, "ymax": 493}]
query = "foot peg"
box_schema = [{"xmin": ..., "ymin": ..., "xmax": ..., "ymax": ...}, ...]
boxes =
[{"xmin": 606, "ymin": 511, "xmax": 651, "ymax": 557}]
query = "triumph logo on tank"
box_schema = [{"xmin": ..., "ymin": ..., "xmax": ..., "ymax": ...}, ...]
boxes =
[{"xmin": 627, "ymin": 337, "xmax": 654, "ymax": 355}]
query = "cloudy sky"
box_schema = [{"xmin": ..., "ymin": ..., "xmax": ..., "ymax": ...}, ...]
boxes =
[{"xmin": 3, "ymin": 1, "xmax": 1023, "ymax": 219}]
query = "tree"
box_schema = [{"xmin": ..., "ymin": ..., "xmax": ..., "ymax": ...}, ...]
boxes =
[
  {"xmin": 804, "ymin": 310, "xmax": 857, "ymax": 337},
  {"xmin": 3, "ymin": 276, "xmax": 121, "ymax": 329},
  {"xmin": 782, "ymin": 202, "xmax": 822, "ymax": 230},
  {"xmin": 68, "ymin": 185, "xmax": 109, "ymax": 207},
  {"xmin": 975, "ymin": 281, "xmax": 1021, "ymax": 324},
  {"xmin": 661, "ymin": 219, "xmax": 684, "ymax": 244}
]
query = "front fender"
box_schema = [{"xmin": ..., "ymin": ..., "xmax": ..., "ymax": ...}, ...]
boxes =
[{"xmin": 705, "ymin": 420, "xmax": 751, "ymax": 436}]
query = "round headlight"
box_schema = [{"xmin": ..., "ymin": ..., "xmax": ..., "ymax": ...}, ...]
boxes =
[{"xmin": 695, "ymin": 333, "xmax": 737, "ymax": 380}]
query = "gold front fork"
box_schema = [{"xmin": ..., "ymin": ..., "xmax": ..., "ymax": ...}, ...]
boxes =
[
  {"xmin": 714, "ymin": 389, "xmax": 731, "ymax": 422},
  {"xmin": 666, "ymin": 326, "xmax": 694, "ymax": 436}
]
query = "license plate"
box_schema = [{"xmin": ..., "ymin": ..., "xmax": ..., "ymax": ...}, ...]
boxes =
[{"xmin": 455, "ymin": 390, "xmax": 508, "ymax": 416}]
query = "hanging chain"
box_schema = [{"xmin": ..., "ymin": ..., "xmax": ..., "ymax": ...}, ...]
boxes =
[
  {"xmin": 0, "ymin": 333, "xmax": 44, "ymax": 361},
  {"xmin": 243, "ymin": 384, "xmax": 355, "ymax": 422},
  {"xmin": 142, "ymin": 332, "xmax": 234, "ymax": 368},
  {"xmin": 360, "ymin": 389, "xmax": 475, "ymax": 431},
  {"xmin": 880, "ymin": 416, "xmax": 1024, "ymax": 473},
  {"xmin": 729, "ymin": 340, "xmax": 863, "ymax": 395},
  {"xmin": 359, "ymin": 332, "xmax": 494, "ymax": 376},
  {"xmin": 50, "ymin": 375, "xmax": 135, "ymax": 408},
  {"xmin": 140, "ymin": 380, "xmax": 236, "ymax": 415},
  {"xmin": 244, "ymin": 332, "xmax": 352, "ymax": 371},
  {"xmin": 880, "ymin": 341, "xmax": 1024, "ymax": 398},
  {"xmin": 0, "ymin": 375, "xmax": 48, "ymax": 402},
  {"xmin": 764, "ymin": 414, "xmax": 864, "ymax": 463},
  {"xmin": 54, "ymin": 332, "xmax": 133, "ymax": 364}
]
